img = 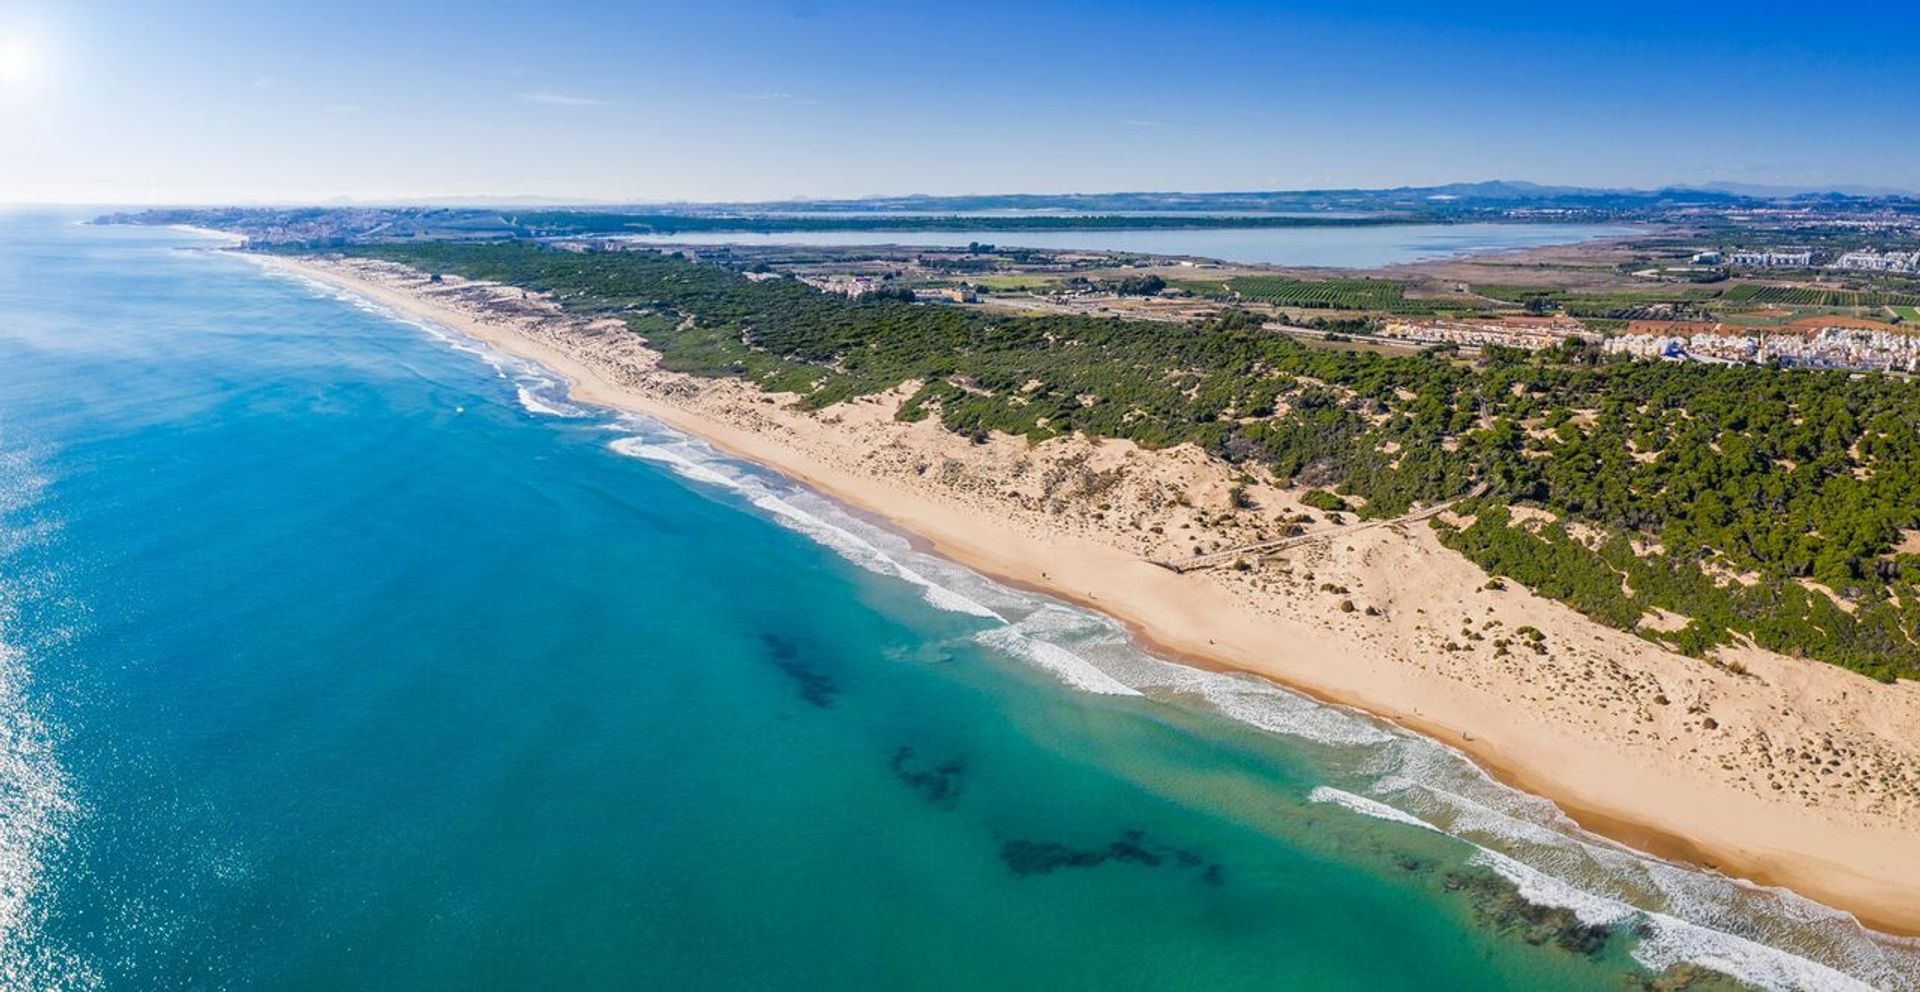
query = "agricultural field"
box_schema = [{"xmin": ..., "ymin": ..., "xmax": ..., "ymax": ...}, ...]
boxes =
[
  {"xmin": 1164, "ymin": 278, "xmax": 1236, "ymax": 297},
  {"xmin": 969, "ymin": 274, "xmax": 1062, "ymax": 291},
  {"xmin": 1720, "ymin": 284, "xmax": 1920, "ymax": 308},
  {"xmin": 1224, "ymin": 276, "xmax": 1408, "ymax": 310},
  {"xmin": 1717, "ymin": 311, "xmax": 1820, "ymax": 327},
  {"xmin": 1892, "ymin": 305, "xmax": 1920, "ymax": 323},
  {"xmin": 1472, "ymin": 284, "xmax": 1719, "ymax": 306},
  {"xmin": 1473, "ymin": 281, "xmax": 1920, "ymax": 317},
  {"xmin": 1471, "ymin": 283, "xmax": 1726, "ymax": 319}
]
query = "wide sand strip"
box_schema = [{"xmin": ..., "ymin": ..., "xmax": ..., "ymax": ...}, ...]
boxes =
[{"xmin": 257, "ymin": 251, "xmax": 1920, "ymax": 936}]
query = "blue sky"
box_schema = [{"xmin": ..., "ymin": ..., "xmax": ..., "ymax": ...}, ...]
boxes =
[{"xmin": 2, "ymin": 0, "xmax": 1916, "ymax": 203}]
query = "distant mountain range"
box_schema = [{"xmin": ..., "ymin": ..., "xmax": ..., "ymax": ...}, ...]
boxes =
[
  {"xmin": 1676, "ymin": 181, "xmax": 1920, "ymax": 199},
  {"xmin": 1379, "ymin": 179, "xmax": 1914, "ymax": 199}
]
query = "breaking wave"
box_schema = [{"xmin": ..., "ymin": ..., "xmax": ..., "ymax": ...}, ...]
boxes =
[
  {"xmin": 605, "ymin": 431, "xmax": 1004, "ymax": 622},
  {"xmin": 1308, "ymin": 786, "xmax": 1440, "ymax": 832},
  {"xmin": 1311, "ymin": 785, "xmax": 1908, "ymax": 991},
  {"xmin": 974, "ymin": 611, "xmax": 1141, "ymax": 697}
]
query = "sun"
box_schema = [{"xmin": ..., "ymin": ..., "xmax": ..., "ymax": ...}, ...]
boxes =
[{"xmin": 0, "ymin": 38, "xmax": 39, "ymax": 86}]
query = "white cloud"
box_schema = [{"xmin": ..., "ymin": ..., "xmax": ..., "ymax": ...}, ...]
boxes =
[{"xmin": 515, "ymin": 89, "xmax": 607, "ymax": 107}]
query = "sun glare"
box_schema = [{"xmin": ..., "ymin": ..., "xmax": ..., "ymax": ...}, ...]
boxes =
[{"xmin": 0, "ymin": 37, "xmax": 40, "ymax": 86}]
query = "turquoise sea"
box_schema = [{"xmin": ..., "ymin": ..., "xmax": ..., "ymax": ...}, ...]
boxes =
[{"xmin": 0, "ymin": 213, "xmax": 1914, "ymax": 990}]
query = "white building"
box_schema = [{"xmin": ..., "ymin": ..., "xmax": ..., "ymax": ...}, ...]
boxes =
[
  {"xmin": 1605, "ymin": 325, "xmax": 1920, "ymax": 372},
  {"xmin": 1832, "ymin": 250, "xmax": 1920, "ymax": 274},
  {"xmin": 799, "ymin": 275, "xmax": 883, "ymax": 297},
  {"xmin": 1380, "ymin": 317, "xmax": 1594, "ymax": 350},
  {"xmin": 1729, "ymin": 249, "xmax": 1814, "ymax": 267}
]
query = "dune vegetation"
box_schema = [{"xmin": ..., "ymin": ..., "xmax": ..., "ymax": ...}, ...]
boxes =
[{"xmin": 335, "ymin": 241, "xmax": 1920, "ymax": 681}]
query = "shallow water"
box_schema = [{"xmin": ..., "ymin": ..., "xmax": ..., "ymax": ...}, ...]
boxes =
[
  {"xmin": 611, "ymin": 221, "xmax": 1636, "ymax": 267},
  {"xmin": 0, "ymin": 213, "xmax": 1913, "ymax": 990}
]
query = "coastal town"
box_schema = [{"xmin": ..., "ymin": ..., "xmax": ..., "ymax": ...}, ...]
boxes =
[
  {"xmin": 918, "ymin": 230, "xmax": 1920, "ymax": 371},
  {"xmin": 736, "ymin": 235, "xmax": 1920, "ymax": 372},
  {"xmin": 1691, "ymin": 247, "xmax": 1920, "ymax": 273},
  {"xmin": 1371, "ymin": 312, "xmax": 1920, "ymax": 371},
  {"xmin": 1603, "ymin": 317, "xmax": 1920, "ymax": 370}
]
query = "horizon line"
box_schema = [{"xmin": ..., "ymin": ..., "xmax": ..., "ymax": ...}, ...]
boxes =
[{"xmin": 18, "ymin": 178, "xmax": 1920, "ymax": 211}]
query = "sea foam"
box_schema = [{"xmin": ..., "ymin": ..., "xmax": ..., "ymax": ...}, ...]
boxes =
[
  {"xmin": 974, "ymin": 613, "xmax": 1142, "ymax": 697},
  {"xmin": 605, "ymin": 432, "xmax": 1006, "ymax": 622},
  {"xmin": 1308, "ymin": 786, "xmax": 1440, "ymax": 832}
]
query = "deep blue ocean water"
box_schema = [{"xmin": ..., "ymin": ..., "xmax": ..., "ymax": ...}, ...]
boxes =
[{"xmin": 0, "ymin": 213, "xmax": 1914, "ymax": 990}]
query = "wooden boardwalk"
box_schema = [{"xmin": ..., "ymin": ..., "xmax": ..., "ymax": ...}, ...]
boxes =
[{"xmin": 1154, "ymin": 484, "xmax": 1488, "ymax": 574}]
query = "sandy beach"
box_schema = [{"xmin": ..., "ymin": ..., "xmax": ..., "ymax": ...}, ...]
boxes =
[{"xmin": 256, "ymin": 251, "xmax": 1920, "ymax": 937}]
